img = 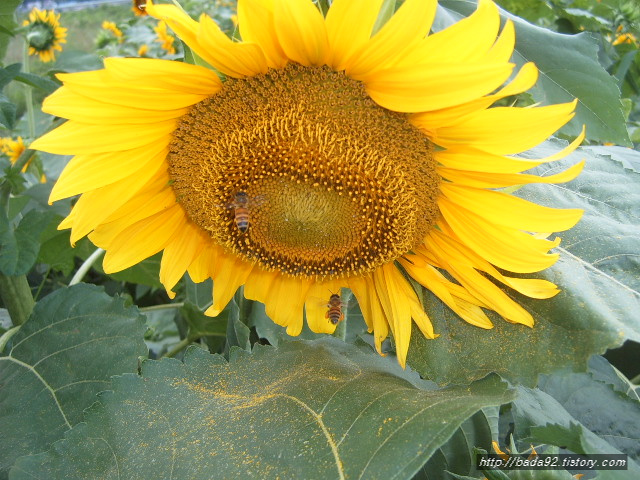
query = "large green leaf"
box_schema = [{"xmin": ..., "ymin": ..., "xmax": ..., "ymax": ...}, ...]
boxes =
[
  {"xmin": 407, "ymin": 142, "xmax": 639, "ymax": 386},
  {"xmin": 0, "ymin": 0, "xmax": 20, "ymax": 62},
  {"xmin": 9, "ymin": 340, "xmax": 513, "ymax": 480},
  {"xmin": 0, "ymin": 284, "xmax": 147, "ymax": 478},
  {"xmin": 438, "ymin": 0, "xmax": 630, "ymax": 146},
  {"xmin": 511, "ymin": 386, "xmax": 640, "ymax": 479},
  {"xmin": 538, "ymin": 369, "xmax": 640, "ymax": 461}
]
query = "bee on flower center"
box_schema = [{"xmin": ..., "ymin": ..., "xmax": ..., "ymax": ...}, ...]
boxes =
[{"xmin": 225, "ymin": 191, "xmax": 266, "ymax": 234}]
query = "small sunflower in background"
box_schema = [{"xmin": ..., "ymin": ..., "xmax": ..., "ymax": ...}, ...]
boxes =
[
  {"xmin": 101, "ymin": 21, "xmax": 124, "ymax": 42},
  {"xmin": 138, "ymin": 44, "xmax": 149, "ymax": 56},
  {"xmin": 22, "ymin": 8, "xmax": 67, "ymax": 63},
  {"xmin": 32, "ymin": 0, "xmax": 585, "ymax": 367},
  {"xmin": 0, "ymin": 137, "xmax": 26, "ymax": 167},
  {"xmin": 154, "ymin": 20, "xmax": 176, "ymax": 55},
  {"xmin": 132, "ymin": 0, "xmax": 148, "ymax": 17}
]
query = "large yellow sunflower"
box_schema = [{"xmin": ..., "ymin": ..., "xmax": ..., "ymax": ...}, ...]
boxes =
[
  {"xmin": 22, "ymin": 8, "xmax": 67, "ymax": 63},
  {"xmin": 31, "ymin": 0, "xmax": 585, "ymax": 367}
]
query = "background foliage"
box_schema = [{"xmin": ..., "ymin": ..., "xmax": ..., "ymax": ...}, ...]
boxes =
[{"xmin": 0, "ymin": 0, "xmax": 639, "ymax": 479}]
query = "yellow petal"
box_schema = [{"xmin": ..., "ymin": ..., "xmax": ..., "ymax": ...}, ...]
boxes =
[
  {"xmin": 206, "ymin": 253, "xmax": 254, "ymax": 316},
  {"xmin": 349, "ymin": 275, "xmax": 389, "ymax": 355},
  {"xmin": 274, "ymin": 0, "xmax": 329, "ymax": 66},
  {"xmin": 411, "ymin": 0, "xmax": 500, "ymax": 64},
  {"xmin": 325, "ymin": 0, "xmax": 384, "ymax": 71},
  {"xmin": 198, "ymin": 14, "xmax": 269, "ymax": 77},
  {"xmin": 373, "ymin": 263, "xmax": 413, "ymax": 368},
  {"xmin": 101, "ymin": 204, "xmax": 185, "ymax": 273},
  {"xmin": 68, "ymin": 165, "xmax": 169, "ymax": 244},
  {"xmin": 90, "ymin": 184, "xmax": 177, "ymax": 246},
  {"xmin": 435, "ymin": 146, "xmax": 549, "ymax": 174},
  {"xmin": 438, "ymin": 202, "xmax": 561, "ymax": 273},
  {"xmin": 237, "ymin": 0, "xmax": 288, "ymax": 69},
  {"xmin": 438, "ymin": 160, "xmax": 584, "ymax": 188},
  {"xmin": 484, "ymin": 19, "xmax": 515, "ymax": 63},
  {"xmin": 49, "ymin": 143, "xmax": 169, "ymax": 202},
  {"xmin": 346, "ymin": 0, "xmax": 437, "ymax": 77},
  {"xmin": 103, "ymin": 57, "xmax": 222, "ymax": 94},
  {"xmin": 160, "ymin": 221, "xmax": 208, "ymax": 295},
  {"xmin": 366, "ymin": 62, "xmax": 513, "ymax": 113},
  {"xmin": 42, "ymin": 88, "xmax": 189, "ymax": 124},
  {"xmin": 441, "ymin": 183, "xmax": 583, "ymax": 232},
  {"xmin": 399, "ymin": 256, "xmax": 493, "ymax": 329},
  {"xmin": 187, "ymin": 245, "xmax": 220, "ymax": 283},
  {"xmin": 263, "ymin": 274, "xmax": 311, "ymax": 336},
  {"xmin": 410, "ymin": 62, "xmax": 538, "ymax": 130},
  {"xmin": 432, "ymin": 101, "xmax": 577, "ymax": 155},
  {"xmin": 31, "ymin": 120, "xmax": 176, "ymax": 155},
  {"xmin": 146, "ymin": 0, "xmax": 220, "ymax": 69}
]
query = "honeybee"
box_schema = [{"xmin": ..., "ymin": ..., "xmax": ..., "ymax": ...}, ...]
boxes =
[
  {"xmin": 325, "ymin": 293, "xmax": 345, "ymax": 325},
  {"xmin": 224, "ymin": 191, "xmax": 266, "ymax": 233}
]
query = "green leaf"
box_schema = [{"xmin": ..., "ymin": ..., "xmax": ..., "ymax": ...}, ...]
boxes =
[
  {"xmin": 0, "ymin": 0, "xmax": 20, "ymax": 62},
  {"xmin": 0, "ymin": 64, "xmax": 20, "ymax": 90},
  {"xmin": 417, "ymin": 409, "xmax": 495, "ymax": 480},
  {"xmin": 0, "ymin": 284, "xmax": 147, "ymax": 477},
  {"xmin": 184, "ymin": 275, "xmax": 212, "ymax": 310},
  {"xmin": 538, "ymin": 369, "xmax": 640, "ymax": 461},
  {"xmin": 511, "ymin": 387, "xmax": 640, "ymax": 479},
  {"xmin": 104, "ymin": 252, "xmax": 163, "ymax": 288},
  {"xmin": 13, "ymin": 72, "xmax": 59, "ymax": 95},
  {"xmin": 0, "ymin": 95, "xmax": 16, "ymax": 129},
  {"xmin": 0, "ymin": 209, "xmax": 52, "ymax": 276},
  {"xmin": 9, "ymin": 340, "xmax": 513, "ymax": 480},
  {"xmin": 438, "ymin": 0, "xmax": 631, "ymax": 146},
  {"xmin": 407, "ymin": 142, "xmax": 640, "ymax": 386},
  {"xmin": 35, "ymin": 215, "xmax": 77, "ymax": 275}
]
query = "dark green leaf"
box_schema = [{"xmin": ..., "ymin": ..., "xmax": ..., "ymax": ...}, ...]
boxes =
[
  {"xmin": 0, "ymin": 284, "xmax": 147, "ymax": 477},
  {"xmin": 0, "ymin": 0, "xmax": 20, "ymax": 62},
  {"xmin": 438, "ymin": 1, "xmax": 631, "ymax": 146},
  {"xmin": 0, "ymin": 64, "xmax": 21, "ymax": 90},
  {"xmin": 0, "ymin": 209, "xmax": 52, "ymax": 276},
  {"xmin": 588, "ymin": 355, "xmax": 640, "ymax": 400},
  {"xmin": 417, "ymin": 409, "xmax": 495, "ymax": 480},
  {"xmin": 105, "ymin": 252, "xmax": 163, "ymax": 288},
  {"xmin": 224, "ymin": 299, "xmax": 250, "ymax": 352},
  {"xmin": 511, "ymin": 387, "xmax": 640, "ymax": 479},
  {"xmin": 538, "ymin": 369, "xmax": 640, "ymax": 460},
  {"xmin": 407, "ymin": 142, "xmax": 640, "ymax": 386},
  {"xmin": 9, "ymin": 340, "xmax": 513, "ymax": 480},
  {"xmin": 36, "ymin": 216, "xmax": 76, "ymax": 275},
  {"xmin": 184, "ymin": 275, "xmax": 212, "ymax": 310},
  {"xmin": 13, "ymin": 72, "xmax": 59, "ymax": 95},
  {"xmin": 0, "ymin": 96, "xmax": 16, "ymax": 129},
  {"xmin": 181, "ymin": 302, "xmax": 226, "ymax": 338}
]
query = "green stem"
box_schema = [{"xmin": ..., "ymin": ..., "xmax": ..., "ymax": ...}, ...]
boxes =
[
  {"xmin": 139, "ymin": 303, "xmax": 185, "ymax": 313},
  {"xmin": 0, "ymin": 273, "xmax": 34, "ymax": 326},
  {"xmin": 23, "ymin": 43, "xmax": 36, "ymax": 139},
  {"xmin": 69, "ymin": 248, "xmax": 104, "ymax": 285},
  {"xmin": 163, "ymin": 337, "xmax": 192, "ymax": 358}
]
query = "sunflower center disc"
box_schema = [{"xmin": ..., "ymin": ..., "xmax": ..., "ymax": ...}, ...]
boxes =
[{"xmin": 168, "ymin": 64, "xmax": 440, "ymax": 279}]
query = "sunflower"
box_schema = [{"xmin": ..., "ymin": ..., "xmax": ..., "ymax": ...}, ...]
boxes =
[
  {"xmin": 154, "ymin": 20, "xmax": 176, "ymax": 54},
  {"xmin": 0, "ymin": 136, "xmax": 26, "ymax": 166},
  {"xmin": 31, "ymin": 0, "xmax": 584, "ymax": 367},
  {"xmin": 22, "ymin": 8, "xmax": 67, "ymax": 63},
  {"xmin": 102, "ymin": 21, "xmax": 124, "ymax": 41},
  {"xmin": 132, "ymin": 0, "xmax": 148, "ymax": 17}
]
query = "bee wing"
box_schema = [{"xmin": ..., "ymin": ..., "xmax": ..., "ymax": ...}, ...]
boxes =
[{"xmin": 250, "ymin": 194, "xmax": 267, "ymax": 207}]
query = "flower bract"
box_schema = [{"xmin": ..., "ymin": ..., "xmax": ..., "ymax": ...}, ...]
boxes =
[{"xmin": 31, "ymin": 0, "xmax": 585, "ymax": 367}]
